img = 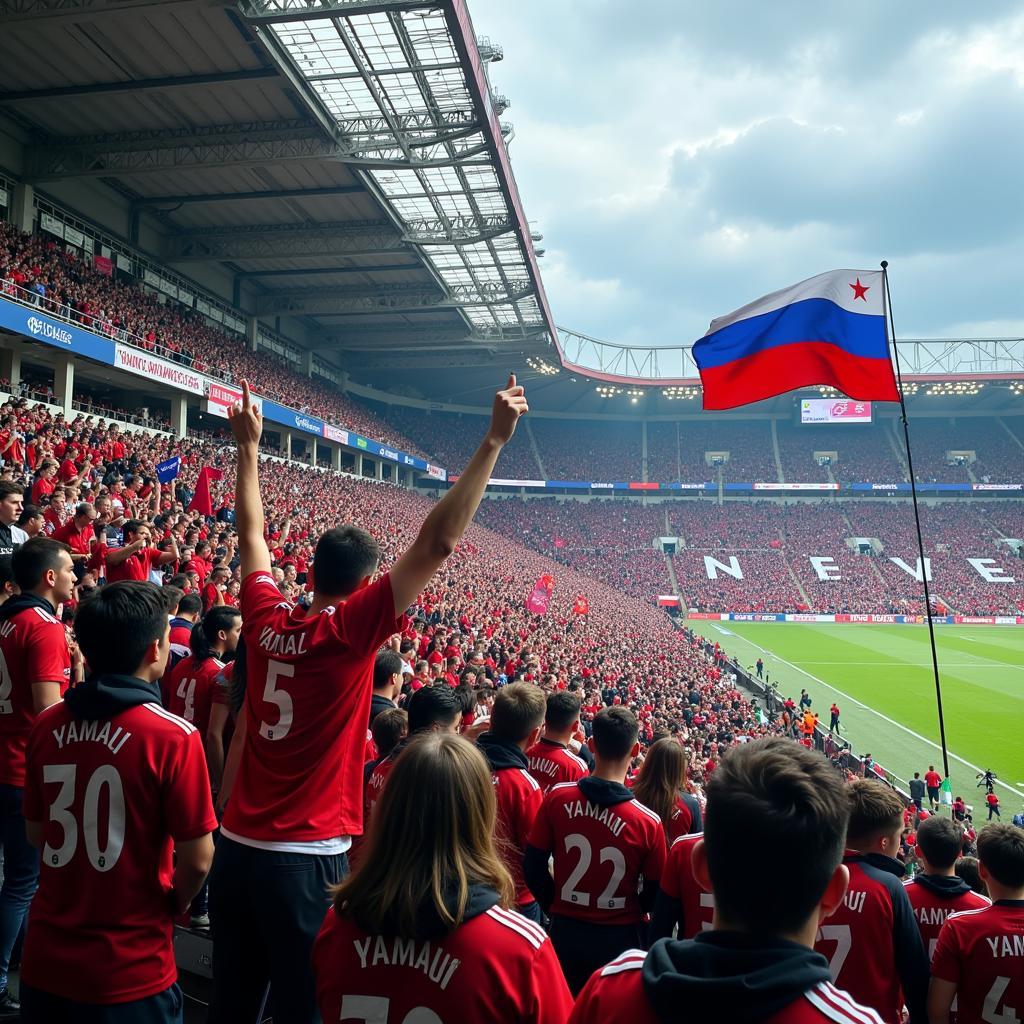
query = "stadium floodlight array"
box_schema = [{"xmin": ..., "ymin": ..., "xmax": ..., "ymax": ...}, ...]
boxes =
[
  {"xmin": 1011, "ymin": 381, "xmax": 1024, "ymax": 396},
  {"xmin": 595, "ymin": 385, "xmax": 623, "ymax": 397},
  {"xmin": 525, "ymin": 356, "xmax": 560, "ymax": 376},
  {"xmin": 924, "ymin": 381, "xmax": 985, "ymax": 396},
  {"xmin": 662, "ymin": 386, "xmax": 701, "ymax": 400}
]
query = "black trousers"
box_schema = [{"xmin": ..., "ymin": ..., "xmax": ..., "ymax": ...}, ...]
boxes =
[
  {"xmin": 549, "ymin": 914, "xmax": 645, "ymax": 996},
  {"xmin": 21, "ymin": 983, "xmax": 182, "ymax": 1023},
  {"xmin": 208, "ymin": 836, "xmax": 348, "ymax": 1024}
]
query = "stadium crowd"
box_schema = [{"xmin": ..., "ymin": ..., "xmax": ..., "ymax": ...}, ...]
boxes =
[{"xmin": 0, "ymin": 373, "xmax": 1017, "ymax": 1024}]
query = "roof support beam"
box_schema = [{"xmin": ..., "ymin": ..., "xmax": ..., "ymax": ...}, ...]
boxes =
[
  {"xmin": 0, "ymin": 68, "xmax": 279, "ymax": 103},
  {"xmin": 241, "ymin": 0, "xmax": 427, "ymax": 24},
  {"xmin": 0, "ymin": 0, "xmax": 224, "ymax": 23},
  {"xmin": 257, "ymin": 281, "xmax": 533, "ymax": 316},
  {"xmin": 25, "ymin": 121, "xmax": 342, "ymax": 181},
  {"xmin": 342, "ymin": 351, "xmax": 500, "ymax": 370},
  {"xmin": 164, "ymin": 221, "xmax": 405, "ymax": 262},
  {"xmin": 235, "ymin": 262, "xmax": 414, "ymax": 279},
  {"xmin": 131, "ymin": 184, "xmax": 364, "ymax": 207}
]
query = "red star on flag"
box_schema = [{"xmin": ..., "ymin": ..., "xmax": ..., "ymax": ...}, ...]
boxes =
[{"xmin": 850, "ymin": 278, "xmax": 870, "ymax": 301}]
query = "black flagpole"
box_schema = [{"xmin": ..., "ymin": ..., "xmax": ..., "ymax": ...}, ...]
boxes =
[{"xmin": 880, "ymin": 260, "xmax": 951, "ymax": 785}]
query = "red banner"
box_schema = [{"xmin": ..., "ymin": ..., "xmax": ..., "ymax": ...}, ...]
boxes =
[
  {"xmin": 573, "ymin": 595, "xmax": 589, "ymax": 615},
  {"xmin": 526, "ymin": 573, "xmax": 555, "ymax": 615},
  {"xmin": 93, "ymin": 255, "xmax": 113, "ymax": 277}
]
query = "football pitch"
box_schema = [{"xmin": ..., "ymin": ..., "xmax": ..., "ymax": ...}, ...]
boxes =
[{"xmin": 705, "ymin": 622, "xmax": 1024, "ymax": 811}]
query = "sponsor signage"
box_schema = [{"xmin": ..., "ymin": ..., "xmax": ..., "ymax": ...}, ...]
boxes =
[
  {"xmin": 40, "ymin": 212, "xmax": 64, "ymax": 238},
  {"xmin": 548, "ymin": 480, "xmax": 591, "ymax": 489},
  {"xmin": 261, "ymin": 400, "xmax": 325, "ymax": 437},
  {"xmin": 629, "ymin": 481, "xmax": 660, "ymax": 491},
  {"xmin": 0, "ymin": 297, "xmax": 114, "ymax": 365},
  {"xmin": 426, "ymin": 464, "xmax": 446, "ymax": 481},
  {"xmin": 114, "ymin": 344, "xmax": 204, "ymax": 395},
  {"xmin": 590, "ymin": 482, "xmax": 615, "ymax": 489},
  {"xmin": 753, "ymin": 482, "xmax": 840, "ymax": 491},
  {"xmin": 848, "ymin": 483, "xmax": 911, "ymax": 492},
  {"xmin": 322, "ymin": 423, "xmax": 348, "ymax": 444},
  {"xmin": 93, "ymin": 255, "xmax": 113, "ymax": 277},
  {"xmin": 972, "ymin": 483, "xmax": 1022, "ymax": 491},
  {"xmin": 800, "ymin": 398, "xmax": 872, "ymax": 424},
  {"xmin": 205, "ymin": 381, "xmax": 262, "ymax": 420}
]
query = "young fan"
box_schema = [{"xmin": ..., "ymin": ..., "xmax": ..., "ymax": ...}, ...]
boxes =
[
  {"xmin": 632, "ymin": 737, "xmax": 694, "ymax": 843},
  {"xmin": 313, "ymin": 732, "xmax": 572, "ymax": 1024},
  {"xmin": 526, "ymin": 691, "xmax": 589, "ymax": 792},
  {"xmin": 929, "ymin": 823, "xmax": 1024, "ymax": 1024},
  {"xmin": 569, "ymin": 737, "xmax": 885, "ymax": 1024}
]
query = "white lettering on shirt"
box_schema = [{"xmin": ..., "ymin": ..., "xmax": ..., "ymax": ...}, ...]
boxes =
[
  {"xmin": 257, "ymin": 625, "xmax": 308, "ymax": 657},
  {"xmin": 52, "ymin": 720, "xmax": 131, "ymax": 755},
  {"xmin": 985, "ymin": 934, "xmax": 1024, "ymax": 957},
  {"xmin": 842, "ymin": 890, "xmax": 867, "ymax": 914},
  {"xmin": 353, "ymin": 936, "xmax": 461, "ymax": 989},
  {"xmin": 562, "ymin": 799, "xmax": 627, "ymax": 838}
]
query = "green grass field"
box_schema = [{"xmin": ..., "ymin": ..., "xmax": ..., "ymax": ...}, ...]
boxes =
[{"xmin": 706, "ymin": 622, "xmax": 1024, "ymax": 810}]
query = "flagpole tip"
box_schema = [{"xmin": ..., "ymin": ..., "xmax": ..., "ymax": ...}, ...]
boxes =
[{"xmin": 880, "ymin": 260, "xmax": 888, "ymax": 270}]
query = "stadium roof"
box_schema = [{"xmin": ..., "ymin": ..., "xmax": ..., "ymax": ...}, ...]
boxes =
[{"xmin": 0, "ymin": 0, "xmax": 555, "ymax": 367}]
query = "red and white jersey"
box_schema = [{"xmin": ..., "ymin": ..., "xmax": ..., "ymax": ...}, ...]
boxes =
[
  {"xmin": 527, "ymin": 780, "xmax": 666, "ymax": 926},
  {"xmin": 660, "ymin": 832, "xmax": 715, "ymax": 939},
  {"xmin": 526, "ymin": 737, "xmax": 588, "ymax": 792},
  {"xmin": 666, "ymin": 798, "xmax": 694, "ymax": 844},
  {"xmin": 106, "ymin": 545, "xmax": 162, "ymax": 583},
  {"xmin": 161, "ymin": 654, "xmax": 225, "ymax": 740},
  {"xmin": 364, "ymin": 749, "xmax": 400, "ymax": 829},
  {"xmin": 492, "ymin": 765, "xmax": 543, "ymax": 906},
  {"xmin": 21, "ymin": 700, "xmax": 217, "ymax": 1003},
  {"xmin": 931, "ymin": 901, "xmax": 1024, "ymax": 1024},
  {"xmin": 902, "ymin": 876, "xmax": 990, "ymax": 960},
  {"xmin": 313, "ymin": 903, "xmax": 573, "ymax": 1024},
  {"xmin": 0, "ymin": 604, "xmax": 71, "ymax": 787},
  {"xmin": 568, "ymin": 952, "xmax": 885, "ymax": 1024},
  {"xmin": 222, "ymin": 572, "xmax": 404, "ymax": 848}
]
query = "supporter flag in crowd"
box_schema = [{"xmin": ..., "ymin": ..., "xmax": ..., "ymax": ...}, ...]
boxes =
[
  {"xmin": 526, "ymin": 573, "xmax": 555, "ymax": 616},
  {"xmin": 93, "ymin": 254, "xmax": 113, "ymax": 277},
  {"xmin": 573, "ymin": 595, "xmax": 590, "ymax": 615},
  {"xmin": 692, "ymin": 270, "xmax": 900, "ymax": 410},
  {"xmin": 939, "ymin": 776, "xmax": 953, "ymax": 806},
  {"xmin": 188, "ymin": 466, "xmax": 224, "ymax": 517},
  {"xmin": 553, "ymin": 536, "xmax": 566, "ymax": 549},
  {"xmin": 155, "ymin": 456, "xmax": 180, "ymax": 484}
]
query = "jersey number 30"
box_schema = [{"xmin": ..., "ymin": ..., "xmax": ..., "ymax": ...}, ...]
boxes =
[{"xmin": 43, "ymin": 764, "xmax": 125, "ymax": 872}]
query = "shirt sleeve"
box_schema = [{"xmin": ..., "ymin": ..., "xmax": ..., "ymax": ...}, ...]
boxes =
[
  {"xmin": 528, "ymin": 937, "xmax": 575, "ymax": 1024},
  {"xmin": 567, "ymin": 969, "xmax": 605, "ymax": 1024},
  {"xmin": 162, "ymin": 729, "xmax": 218, "ymax": 842},
  {"xmin": 25, "ymin": 620, "xmax": 71, "ymax": 685},
  {"xmin": 526, "ymin": 794, "xmax": 554, "ymax": 853},
  {"xmin": 335, "ymin": 573, "xmax": 407, "ymax": 658},
  {"xmin": 240, "ymin": 571, "xmax": 289, "ymax": 631},
  {"xmin": 929, "ymin": 918, "xmax": 962, "ymax": 984},
  {"xmin": 642, "ymin": 820, "xmax": 668, "ymax": 885}
]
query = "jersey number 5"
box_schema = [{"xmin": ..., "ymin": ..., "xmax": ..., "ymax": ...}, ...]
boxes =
[{"xmin": 259, "ymin": 660, "xmax": 295, "ymax": 741}]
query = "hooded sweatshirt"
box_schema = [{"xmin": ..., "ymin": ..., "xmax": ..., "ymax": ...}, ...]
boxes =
[
  {"xmin": 902, "ymin": 871, "xmax": 991, "ymax": 953},
  {"xmin": 567, "ymin": 932, "xmax": 884, "ymax": 1024}
]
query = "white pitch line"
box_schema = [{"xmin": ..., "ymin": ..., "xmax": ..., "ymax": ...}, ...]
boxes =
[
  {"xmin": 735, "ymin": 636, "xmax": 1024, "ymax": 801},
  {"xmin": 801, "ymin": 661, "xmax": 1024, "ymax": 670}
]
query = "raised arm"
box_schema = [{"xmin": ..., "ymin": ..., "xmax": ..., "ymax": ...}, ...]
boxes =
[
  {"xmin": 389, "ymin": 374, "xmax": 527, "ymax": 616},
  {"xmin": 227, "ymin": 381, "xmax": 271, "ymax": 579}
]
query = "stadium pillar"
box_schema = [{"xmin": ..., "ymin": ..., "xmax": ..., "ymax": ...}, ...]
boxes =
[
  {"xmin": 170, "ymin": 395, "xmax": 188, "ymax": 439},
  {"xmin": 301, "ymin": 349, "xmax": 313, "ymax": 378},
  {"xmin": 376, "ymin": 459, "xmax": 384, "ymax": 481},
  {"xmin": 281, "ymin": 430, "xmax": 292, "ymax": 460},
  {"xmin": 52, "ymin": 354, "xmax": 74, "ymax": 418},
  {"xmin": 642, "ymin": 420, "xmax": 649, "ymax": 482},
  {"xmin": 332, "ymin": 445, "xmax": 342, "ymax": 472},
  {"xmin": 0, "ymin": 349, "xmax": 21, "ymax": 391},
  {"xmin": 246, "ymin": 317, "xmax": 259, "ymax": 353},
  {"xmin": 10, "ymin": 184, "xmax": 33, "ymax": 234}
]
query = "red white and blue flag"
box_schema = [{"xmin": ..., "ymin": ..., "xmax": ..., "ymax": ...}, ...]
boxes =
[{"xmin": 692, "ymin": 269, "xmax": 900, "ymax": 410}]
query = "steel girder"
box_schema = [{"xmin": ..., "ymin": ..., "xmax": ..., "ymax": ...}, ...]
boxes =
[
  {"xmin": 0, "ymin": 0, "xmax": 223, "ymax": 22},
  {"xmin": 0, "ymin": 69, "xmax": 279, "ymax": 103},
  {"xmin": 131, "ymin": 185, "xmax": 364, "ymax": 207},
  {"xmin": 402, "ymin": 214, "xmax": 514, "ymax": 245},
  {"xmin": 241, "ymin": 0, "xmax": 428, "ymax": 23}
]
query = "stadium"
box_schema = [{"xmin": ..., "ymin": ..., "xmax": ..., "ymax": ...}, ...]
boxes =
[{"xmin": 0, "ymin": 1, "xmax": 1021, "ymax": 1022}]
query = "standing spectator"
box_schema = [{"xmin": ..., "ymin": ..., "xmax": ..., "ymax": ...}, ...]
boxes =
[
  {"xmin": 632, "ymin": 737, "xmax": 693, "ymax": 843},
  {"xmin": 924, "ymin": 765, "xmax": 942, "ymax": 811},
  {"xmin": 19, "ymin": 582, "xmax": 216, "ymax": 1022},
  {"xmin": 829, "ymin": 701, "xmax": 841, "ymax": 734},
  {"xmin": 976, "ymin": 769, "xmax": 997, "ymax": 794},
  {"xmin": 755, "ymin": 656, "xmax": 763, "ymax": 679},
  {"xmin": 928, "ymin": 823, "xmax": 1024, "ymax": 1024},
  {"xmin": 0, "ymin": 538, "xmax": 76, "ymax": 1015},
  {"xmin": 952, "ymin": 795, "xmax": 967, "ymax": 822},
  {"xmin": 798, "ymin": 688, "xmax": 812, "ymax": 711},
  {"xmin": 986, "ymin": 791, "xmax": 1001, "ymax": 820},
  {"xmin": 312, "ymin": 733, "xmax": 573, "ymax": 1024},
  {"xmin": 526, "ymin": 692, "xmax": 589, "ymax": 793},
  {"xmin": 105, "ymin": 519, "xmax": 178, "ymax": 583},
  {"xmin": 209, "ymin": 377, "xmax": 526, "ymax": 1024},
  {"xmin": 476, "ymin": 683, "xmax": 545, "ymax": 923},
  {"xmin": 0, "ymin": 481, "xmax": 27, "ymax": 557},
  {"xmin": 909, "ymin": 772, "xmax": 926, "ymax": 813}
]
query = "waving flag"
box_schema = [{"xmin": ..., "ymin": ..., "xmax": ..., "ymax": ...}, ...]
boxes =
[
  {"xmin": 155, "ymin": 456, "xmax": 180, "ymax": 484},
  {"xmin": 693, "ymin": 270, "xmax": 899, "ymax": 410},
  {"xmin": 526, "ymin": 573, "xmax": 555, "ymax": 616},
  {"xmin": 573, "ymin": 595, "xmax": 590, "ymax": 616},
  {"xmin": 188, "ymin": 466, "xmax": 224, "ymax": 517}
]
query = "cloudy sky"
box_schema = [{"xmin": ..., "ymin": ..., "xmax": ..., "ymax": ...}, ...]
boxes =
[{"xmin": 469, "ymin": 1, "xmax": 1024, "ymax": 348}]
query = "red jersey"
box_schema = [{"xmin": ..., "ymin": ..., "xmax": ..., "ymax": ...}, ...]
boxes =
[
  {"xmin": 658, "ymin": 832, "xmax": 715, "ymax": 940},
  {"xmin": 666, "ymin": 797, "xmax": 694, "ymax": 844},
  {"xmin": 527, "ymin": 779, "xmax": 666, "ymax": 926},
  {"xmin": 106, "ymin": 545, "xmax": 162, "ymax": 583},
  {"xmin": 161, "ymin": 654, "xmax": 225, "ymax": 740},
  {"xmin": 486, "ymin": 750, "xmax": 542, "ymax": 905},
  {"xmin": 168, "ymin": 618, "xmax": 194, "ymax": 665},
  {"xmin": 924, "ymin": 771, "xmax": 942, "ymax": 789},
  {"xmin": 42, "ymin": 506, "xmax": 65, "ymax": 536},
  {"xmin": 902, "ymin": 875, "xmax": 990, "ymax": 959},
  {"xmin": 569, "ymin": 951, "xmax": 885, "ymax": 1024},
  {"xmin": 364, "ymin": 747, "xmax": 400, "ymax": 829},
  {"xmin": 526, "ymin": 737, "xmax": 588, "ymax": 792},
  {"xmin": 222, "ymin": 572, "xmax": 404, "ymax": 847},
  {"xmin": 313, "ymin": 900, "xmax": 573, "ymax": 1024},
  {"xmin": 0, "ymin": 603, "xmax": 71, "ymax": 787},
  {"xmin": 31, "ymin": 476, "xmax": 54, "ymax": 506},
  {"xmin": 931, "ymin": 901, "xmax": 1024, "ymax": 1024},
  {"xmin": 813, "ymin": 854, "xmax": 928, "ymax": 1024},
  {"xmin": 22, "ymin": 697, "xmax": 217, "ymax": 1003}
]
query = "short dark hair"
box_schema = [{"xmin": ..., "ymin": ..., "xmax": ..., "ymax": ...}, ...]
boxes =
[
  {"xmin": 371, "ymin": 707, "xmax": 408, "ymax": 759},
  {"xmin": 178, "ymin": 593, "xmax": 203, "ymax": 617},
  {"xmin": 704, "ymin": 737, "xmax": 850, "ymax": 934},
  {"xmin": 12, "ymin": 537, "xmax": 70, "ymax": 591},
  {"xmin": 407, "ymin": 684, "xmax": 462, "ymax": 734},
  {"xmin": 977, "ymin": 823, "xmax": 1024, "ymax": 889},
  {"xmin": 546, "ymin": 691, "xmax": 581, "ymax": 731},
  {"xmin": 374, "ymin": 650, "xmax": 404, "ymax": 691},
  {"xmin": 916, "ymin": 816, "xmax": 963, "ymax": 870},
  {"xmin": 846, "ymin": 780, "xmax": 904, "ymax": 846},
  {"xmin": 311, "ymin": 526, "xmax": 379, "ymax": 597},
  {"xmin": 591, "ymin": 706, "xmax": 638, "ymax": 760},
  {"xmin": 75, "ymin": 581, "xmax": 174, "ymax": 676},
  {"xmin": 489, "ymin": 682, "xmax": 545, "ymax": 743},
  {"xmin": 17, "ymin": 504, "xmax": 42, "ymax": 527},
  {"xmin": 166, "ymin": 573, "xmax": 189, "ymax": 591},
  {"xmin": 0, "ymin": 481, "xmax": 23, "ymax": 502},
  {"xmin": 123, "ymin": 519, "xmax": 145, "ymax": 540}
]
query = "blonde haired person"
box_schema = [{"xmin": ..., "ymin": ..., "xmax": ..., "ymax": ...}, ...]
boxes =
[
  {"xmin": 632, "ymin": 736, "xmax": 697, "ymax": 843},
  {"xmin": 313, "ymin": 732, "xmax": 572, "ymax": 1024}
]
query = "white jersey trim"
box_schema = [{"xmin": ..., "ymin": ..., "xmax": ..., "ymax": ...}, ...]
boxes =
[
  {"xmin": 220, "ymin": 827, "xmax": 352, "ymax": 856},
  {"xmin": 632, "ymin": 799, "xmax": 664, "ymax": 827},
  {"xmin": 549, "ymin": 781, "xmax": 578, "ymax": 794},
  {"xmin": 32, "ymin": 607, "xmax": 60, "ymax": 625},
  {"xmin": 804, "ymin": 982, "xmax": 884, "ymax": 1024},
  {"xmin": 142, "ymin": 702, "xmax": 196, "ymax": 735},
  {"xmin": 670, "ymin": 831, "xmax": 704, "ymax": 849},
  {"xmin": 486, "ymin": 907, "xmax": 545, "ymax": 950},
  {"xmin": 600, "ymin": 950, "xmax": 647, "ymax": 977},
  {"xmin": 519, "ymin": 769, "xmax": 541, "ymax": 792}
]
